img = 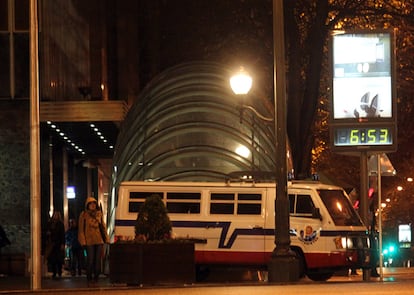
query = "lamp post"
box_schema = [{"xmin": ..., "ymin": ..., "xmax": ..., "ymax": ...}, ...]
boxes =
[
  {"xmin": 230, "ymin": 66, "xmax": 299, "ymax": 282},
  {"xmin": 229, "ymin": 0, "xmax": 299, "ymax": 282},
  {"xmin": 268, "ymin": 0, "xmax": 299, "ymax": 282},
  {"xmin": 230, "ymin": 68, "xmax": 274, "ymax": 122},
  {"xmin": 231, "ymin": 68, "xmax": 273, "ymax": 173}
]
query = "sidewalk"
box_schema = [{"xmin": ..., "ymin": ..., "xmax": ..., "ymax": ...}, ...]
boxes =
[
  {"xmin": 0, "ymin": 271, "xmax": 113, "ymax": 292},
  {"xmin": 2, "ymin": 267, "xmax": 414, "ymax": 294}
]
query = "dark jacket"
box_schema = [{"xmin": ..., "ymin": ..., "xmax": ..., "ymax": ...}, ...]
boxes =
[
  {"xmin": 66, "ymin": 226, "xmax": 82, "ymax": 250},
  {"xmin": 46, "ymin": 217, "xmax": 65, "ymax": 263}
]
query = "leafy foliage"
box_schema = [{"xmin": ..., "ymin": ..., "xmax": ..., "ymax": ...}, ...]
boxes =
[
  {"xmin": 135, "ymin": 194, "xmax": 172, "ymax": 241},
  {"xmin": 305, "ymin": 0, "xmax": 414, "ymax": 228},
  {"xmin": 284, "ymin": 0, "xmax": 414, "ymax": 179}
]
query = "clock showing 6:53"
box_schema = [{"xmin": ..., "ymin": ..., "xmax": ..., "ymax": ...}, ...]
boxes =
[{"xmin": 334, "ymin": 127, "xmax": 392, "ymax": 146}]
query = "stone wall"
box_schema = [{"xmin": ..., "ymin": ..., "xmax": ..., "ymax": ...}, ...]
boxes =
[{"xmin": 0, "ymin": 101, "xmax": 30, "ymax": 254}]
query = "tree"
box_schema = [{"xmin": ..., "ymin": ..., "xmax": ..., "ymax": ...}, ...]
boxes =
[
  {"xmin": 303, "ymin": 1, "xmax": 414, "ymax": 228},
  {"xmin": 135, "ymin": 0, "xmax": 414, "ymax": 181},
  {"xmin": 284, "ymin": 0, "xmax": 414, "ymax": 179}
]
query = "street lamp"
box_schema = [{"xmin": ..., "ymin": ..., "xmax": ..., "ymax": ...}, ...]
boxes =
[
  {"xmin": 230, "ymin": 67, "xmax": 252, "ymax": 124},
  {"xmin": 230, "ymin": 68, "xmax": 274, "ymax": 123},
  {"xmin": 268, "ymin": 0, "xmax": 299, "ymax": 282},
  {"xmin": 229, "ymin": 0, "xmax": 299, "ymax": 282},
  {"xmin": 230, "ymin": 65, "xmax": 299, "ymax": 282},
  {"xmin": 229, "ymin": 67, "xmax": 252, "ymax": 95}
]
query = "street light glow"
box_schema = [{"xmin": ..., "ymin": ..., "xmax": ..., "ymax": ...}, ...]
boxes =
[{"xmin": 230, "ymin": 67, "xmax": 253, "ymax": 95}]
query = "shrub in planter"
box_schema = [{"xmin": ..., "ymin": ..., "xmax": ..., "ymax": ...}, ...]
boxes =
[
  {"xmin": 109, "ymin": 194, "xmax": 195, "ymax": 285},
  {"xmin": 135, "ymin": 194, "xmax": 172, "ymax": 241}
]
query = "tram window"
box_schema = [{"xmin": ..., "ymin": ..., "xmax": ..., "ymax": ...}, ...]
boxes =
[
  {"xmin": 166, "ymin": 192, "xmax": 201, "ymax": 214},
  {"xmin": 238, "ymin": 193, "xmax": 261, "ymax": 201},
  {"xmin": 289, "ymin": 194, "xmax": 314, "ymax": 216},
  {"xmin": 211, "ymin": 193, "xmax": 234, "ymax": 200},
  {"xmin": 167, "ymin": 202, "xmax": 200, "ymax": 214},
  {"xmin": 237, "ymin": 203, "xmax": 261, "ymax": 215},
  {"xmin": 296, "ymin": 194, "xmax": 314, "ymax": 215},
  {"xmin": 237, "ymin": 193, "xmax": 261, "ymax": 215},
  {"xmin": 129, "ymin": 201, "xmax": 144, "ymax": 213},
  {"xmin": 289, "ymin": 194, "xmax": 295, "ymax": 214},
  {"xmin": 210, "ymin": 193, "xmax": 234, "ymax": 214},
  {"xmin": 129, "ymin": 192, "xmax": 163, "ymax": 213},
  {"xmin": 130, "ymin": 192, "xmax": 162, "ymax": 199},
  {"xmin": 210, "ymin": 203, "xmax": 234, "ymax": 214},
  {"xmin": 167, "ymin": 192, "xmax": 201, "ymax": 200}
]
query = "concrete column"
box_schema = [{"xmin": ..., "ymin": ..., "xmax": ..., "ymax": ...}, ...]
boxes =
[{"xmin": 29, "ymin": 0, "xmax": 41, "ymax": 289}]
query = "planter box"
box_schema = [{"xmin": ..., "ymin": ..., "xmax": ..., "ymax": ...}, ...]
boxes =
[{"xmin": 109, "ymin": 241, "xmax": 195, "ymax": 285}]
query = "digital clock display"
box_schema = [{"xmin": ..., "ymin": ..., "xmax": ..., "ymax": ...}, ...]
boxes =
[{"xmin": 334, "ymin": 127, "xmax": 393, "ymax": 146}]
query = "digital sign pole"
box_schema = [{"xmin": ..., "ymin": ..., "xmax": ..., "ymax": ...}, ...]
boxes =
[{"xmin": 329, "ymin": 30, "xmax": 397, "ymax": 280}]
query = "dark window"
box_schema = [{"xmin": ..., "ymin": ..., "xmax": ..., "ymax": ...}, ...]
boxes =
[
  {"xmin": 129, "ymin": 201, "xmax": 144, "ymax": 213},
  {"xmin": 318, "ymin": 189, "xmax": 363, "ymax": 226},
  {"xmin": 289, "ymin": 193, "xmax": 314, "ymax": 217},
  {"xmin": 210, "ymin": 203, "xmax": 234, "ymax": 214},
  {"xmin": 237, "ymin": 203, "xmax": 261, "ymax": 215},
  {"xmin": 167, "ymin": 192, "xmax": 201, "ymax": 200},
  {"xmin": 238, "ymin": 193, "xmax": 261, "ymax": 201},
  {"xmin": 211, "ymin": 193, "xmax": 234, "ymax": 200},
  {"xmin": 129, "ymin": 191, "xmax": 162, "ymax": 213},
  {"xmin": 0, "ymin": 0, "xmax": 29, "ymax": 99},
  {"xmin": 236, "ymin": 193, "xmax": 261, "ymax": 215},
  {"xmin": 210, "ymin": 192, "xmax": 234, "ymax": 214},
  {"xmin": 130, "ymin": 192, "xmax": 162, "ymax": 199},
  {"xmin": 167, "ymin": 202, "xmax": 200, "ymax": 214},
  {"xmin": 14, "ymin": 33, "xmax": 29, "ymax": 98},
  {"xmin": 14, "ymin": 0, "xmax": 29, "ymax": 31},
  {"xmin": 166, "ymin": 192, "xmax": 201, "ymax": 213},
  {"xmin": 0, "ymin": 34, "xmax": 10, "ymax": 97},
  {"xmin": 289, "ymin": 194, "xmax": 295, "ymax": 214},
  {"xmin": 296, "ymin": 194, "xmax": 314, "ymax": 214},
  {"xmin": 0, "ymin": 0, "xmax": 8, "ymax": 31}
]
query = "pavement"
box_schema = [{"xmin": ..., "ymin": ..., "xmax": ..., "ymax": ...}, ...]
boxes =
[
  {"xmin": 0, "ymin": 272, "xmax": 110, "ymax": 292},
  {"xmin": 1, "ymin": 267, "xmax": 414, "ymax": 295}
]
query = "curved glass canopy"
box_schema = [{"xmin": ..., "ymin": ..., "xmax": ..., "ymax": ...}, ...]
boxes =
[{"xmin": 112, "ymin": 61, "xmax": 288, "ymax": 186}]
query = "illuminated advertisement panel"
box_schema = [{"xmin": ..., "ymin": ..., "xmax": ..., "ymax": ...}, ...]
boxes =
[
  {"xmin": 333, "ymin": 32, "xmax": 392, "ymax": 120},
  {"xmin": 330, "ymin": 31, "xmax": 396, "ymax": 153}
]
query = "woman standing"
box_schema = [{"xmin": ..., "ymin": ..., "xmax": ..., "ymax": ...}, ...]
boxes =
[{"xmin": 78, "ymin": 197, "xmax": 108, "ymax": 287}]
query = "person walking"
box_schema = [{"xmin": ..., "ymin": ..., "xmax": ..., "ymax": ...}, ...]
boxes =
[
  {"xmin": 78, "ymin": 197, "xmax": 108, "ymax": 287},
  {"xmin": 65, "ymin": 219, "xmax": 83, "ymax": 276},
  {"xmin": 46, "ymin": 211, "xmax": 65, "ymax": 279}
]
